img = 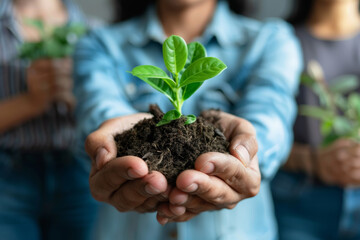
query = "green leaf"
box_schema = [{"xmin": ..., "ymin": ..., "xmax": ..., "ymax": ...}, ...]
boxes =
[
  {"xmin": 348, "ymin": 93, "xmax": 360, "ymax": 116},
  {"xmin": 322, "ymin": 133, "xmax": 341, "ymax": 147},
  {"xmin": 179, "ymin": 57, "xmax": 227, "ymax": 87},
  {"xmin": 329, "ymin": 75, "xmax": 359, "ymax": 94},
  {"xmin": 18, "ymin": 21, "xmax": 86, "ymax": 60},
  {"xmin": 186, "ymin": 42, "xmax": 206, "ymax": 66},
  {"xmin": 299, "ymin": 105, "xmax": 334, "ymax": 121},
  {"xmin": 156, "ymin": 109, "xmax": 182, "ymax": 126},
  {"xmin": 333, "ymin": 116, "xmax": 353, "ymax": 136},
  {"xmin": 182, "ymin": 82, "xmax": 203, "ymax": 101},
  {"xmin": 320, "ymin": 119, "xmax": 333, "ymax": 136},
  {"xmin": 300, "ymin": 73, "xmax": 315, "ymax": 87},
  {"xmin": 129, "ymin": 65, "xmax": 176, "ymax": 101},
  {"xmin": 184, "ymin": 114, "xmax": 196, "ymax": 125},
  {"xmin": 163, "ymin": 35, "xmax": 188, "ymax": 75}
]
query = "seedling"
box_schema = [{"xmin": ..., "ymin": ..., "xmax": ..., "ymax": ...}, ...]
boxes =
[
  {"xmin": 300, "ymin": 60, "xmax": 360, "ymax": 146},
  {"xmin": 19, "ymin": 19, "xmax": 86, "ymax": 60},
  {"xmin": 129, "ymin": 35, "xmax": 227, "ymax": 126}
]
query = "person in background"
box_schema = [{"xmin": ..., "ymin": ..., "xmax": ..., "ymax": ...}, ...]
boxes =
[
  {"xmin": 0, "ymin": 0, "xmax": 98, "ymax": 239},
  {"xmin": 74, "ymin": 0, "xmax": 302, "ymax": 239},
  {"xmin": 271, "ymin": 0, "xmax": 360, "ymax": 239}
]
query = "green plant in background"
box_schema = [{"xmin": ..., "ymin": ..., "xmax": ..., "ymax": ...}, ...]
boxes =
[
  {"xmin": 19, "ymin": 19, "xmax": 86, "ymax": 60},
  {"xmin": 129, "ymin": 35, "xmax": 227, "ymax": 126},
  {"xmin": 300, "ymin": 60, "xmax": 360, "ymax": 146}
]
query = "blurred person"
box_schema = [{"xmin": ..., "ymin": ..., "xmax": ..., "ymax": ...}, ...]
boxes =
[
  {"xmin": 0, "ymin": 0, "xmax": 98, "ymax": 239},
  {"xmin": 271, "ymin": 0, "xmax": 360, "ymax": 239},
  {"xmin": 74, "ymin": 0, "xmax": 302, "ymax": 239}
]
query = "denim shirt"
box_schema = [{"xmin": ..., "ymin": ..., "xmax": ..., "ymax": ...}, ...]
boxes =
[{"xmin": 74, "ymin": 2, "xmax": 302, "ymax": 240}]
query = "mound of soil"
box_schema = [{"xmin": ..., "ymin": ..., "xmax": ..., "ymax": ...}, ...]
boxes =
[{"xmin": 115, "ymin": 105, "xmax": 229, "ymax": 185}]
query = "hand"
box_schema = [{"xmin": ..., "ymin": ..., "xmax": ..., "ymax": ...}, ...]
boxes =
[
  {"xmin": 26, "ymin": 59, "xmax": 57, "ymax": 112},
  {"xmin": 85, "ymin": 114, "xmax": 170, "ymax": 213},
  {"xmin": 315, "ymin": 138, "xmax": 360, "ymax": 186},
  {"xmin": 156, "ymin": 111, "xmax": 261, "ymax": 224},
  {"xmin": 52, "ymin": 58, "xmax": 76, "ymax": 111},
  {"xmin": 26, "ymin": 58, "xmax": 76, "ymax": 113}
]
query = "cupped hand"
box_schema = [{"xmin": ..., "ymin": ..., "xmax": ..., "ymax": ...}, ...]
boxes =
[
  {"xmin": 26, "ymin": 59, "xmax": 58, "ymax": 111},
  {"xmin": 85, "ymin": 114, "xmax": 170, "ymax": 213},
  {"xmin": 26, "ymin": 58, "xmax": 76, "ymax": 112},
  {"xmin": 315, "ymin": 138, "xmax": 360, "ymax": 187},
  {"xmin": 156, "ymin": 111, "xmax": 261, "ymax": 224}
]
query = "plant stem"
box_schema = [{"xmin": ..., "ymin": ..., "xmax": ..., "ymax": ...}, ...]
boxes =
[{"xmin": 173, "ymin": 73, "xmax": 183, "ymax": 114}]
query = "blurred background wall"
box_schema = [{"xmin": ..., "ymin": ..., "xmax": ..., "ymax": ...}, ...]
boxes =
[{"xmin": 74, "ymin": 0, "xmax": 294, "ymax": 22}]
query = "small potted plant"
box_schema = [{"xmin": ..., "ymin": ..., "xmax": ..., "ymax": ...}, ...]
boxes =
[
  {"xmin": 300, "ymin": 60, "xmax": 360, "ymax": 146},
  {"xmin": 19, "ymin": 19, "xmax": 87, "ymax": 113},
  {"xmin": 115, "ymin": 35, "xmax": 229, "ymax": 185},
  {"xmin": 19, "ymin": 19, "xmax": 86, "ymax": 61}
]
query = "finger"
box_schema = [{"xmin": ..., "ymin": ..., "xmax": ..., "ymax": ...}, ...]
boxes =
[
  {"xmin": 157, "ymin": 209, "xmax": 197, "ymax": 224},
  {"xmin": 89, "ymin": 156, "xmax": 148, "ymax": 201},
  {"xmin": 175, "ymin": 169, "xmax": 243, "ymax": 207},
  {"xmin": 85, "ymin": 115, "xmax": 152, "ymax": 169},
  {"xmin": 134, "ymin": 197, "xmax": 160, "ymax": 213},
  {"xmin": 229, "ymin": 133, "xmax": 257, "ymax": 167},
  {"xmin": 85, "ymin": 128, "xmax": 118, "ymax": 169},
  {"xmin": 349, "ymin": 144, "xmax": 360, "ymax": 158},
  {"xmin": 169, "ymin": 189, "xmax": 220, "ymax": 213},
  {"xmin": 322, "ymin": 138, "xmax": 354, "ymax": 155},
  {"xmin": 157, "ymin": 203, "xmax": 186, "ymax": 218},
  {"xmin": 195, "ymin": 152, "xmax": 260, "ymax": 197},
  {"xmin": 110, "ymin": 171, "xmax": 167, "ymax": 212},
  {"xmin": 54, "ymin": 76, "xmax": 73, "ymax": 91},
  {"xmin": 134, "ymin": 185, "xmax": 172, "ymax": 213},
  {"xmin": 202, "ymin": 110, "xmax": 256, "ymax": 137},
  {"xmin": 156, "ymin": 203, "xmax": 192, "ymax": 225}
]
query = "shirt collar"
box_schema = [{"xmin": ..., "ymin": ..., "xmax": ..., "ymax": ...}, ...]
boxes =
[
  {"xmin": 128, "ymin": 5, "xmax": 166, "ymax": 46},
  {"xmin": 0, "ymin": 0, "xmax": 21, "ymax": 41},
  {"xmin": 128, "ymin": 1, "xmax": 247, "ymax": 47}
]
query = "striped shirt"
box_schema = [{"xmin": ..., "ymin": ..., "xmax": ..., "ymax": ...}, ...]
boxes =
[{"xmin": 0, "ymin": 0, "xmax": 86, "ymax": 150}]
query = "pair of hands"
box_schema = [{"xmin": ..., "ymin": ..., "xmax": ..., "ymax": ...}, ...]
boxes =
[
  {"xmin": 315, "ymin": 139, "xmax": 360, "ymax": 187},
  {"xmin": 86, "ymin": 111, "xmax": 261, "ymax": 224},
  {"xmin": 26, "ymin": 58, "xmax": 75, "ymax": 113}
]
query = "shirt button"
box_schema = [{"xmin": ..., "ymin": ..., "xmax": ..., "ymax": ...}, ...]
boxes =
[
  {"xmin": 125, "ymin": 83, "xmax": 136, "ymax": 95},
  {"xmin": 169, "ymin": 230, "xmax": 177, "ymax": 239}
]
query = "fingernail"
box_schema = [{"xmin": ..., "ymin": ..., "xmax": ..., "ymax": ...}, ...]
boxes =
[
  {"xmin": 171, "ymin": 193, "xmax": 188, "ymax": 205},
  {"xmin": 145, "ymin": 184, "xmax": 161, "ymax": 195},
  {"xmin": 95, "ymin": 147, "xmax": 108, "ymax": 169},
  {"xmin": 159, "ymin": 217, "xmax": 169, "ymax": 225},
  {"xmin": 235, "ymin": 145, "xmax": 250, "ymax": 167},
  {"xmin": 200, "ymin": 162, "xmax": 214, "ymax": 174},
  {"xmin": 184, "ymin": 183, "xmax": 198, "ymax": 193},
  {"xmin": 127, "ymin": 168, "xmax": 141, "ymax": 179}
]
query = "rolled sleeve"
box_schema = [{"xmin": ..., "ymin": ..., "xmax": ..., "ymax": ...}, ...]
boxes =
[{"xmin": 235, "ymin": 21, "xmax": 303, "ymax": 179}]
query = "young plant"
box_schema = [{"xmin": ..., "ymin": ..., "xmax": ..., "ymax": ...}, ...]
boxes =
[
  {"xmin": 19, "ymin": 19, "xmax": 86, "ymax": 61},
  {"xmin": 300, "ymin": 60, "xmax": 360, "ymax": 146},
  {"xmin": 129, "ymin": 35, "xmax": 227, "ymax": 126}
]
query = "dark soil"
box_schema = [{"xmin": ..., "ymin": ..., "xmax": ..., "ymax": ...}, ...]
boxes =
[{"xmin": 115, "ymin": 105, "xmax": 229, "ymax": 185}]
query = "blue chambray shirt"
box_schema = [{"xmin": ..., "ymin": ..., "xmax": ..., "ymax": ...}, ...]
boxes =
[{"xmin": 74, "ymin": 2, "xmax": 302, "ymax": 240}]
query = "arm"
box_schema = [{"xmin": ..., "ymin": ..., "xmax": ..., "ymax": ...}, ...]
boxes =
[
  {"xmin": 0, "ymin": 94, "xmax": 45, "ymax": 133},
  {"xmin": 0, "ymin": 59, "xmax": 72, "ymax": 133},
  {"xmin": 73, "ymin": 30, "xmax": 137, "ymax": 142},
  {"xmin": 74, "ymin": 30, "xmax": 170, "ymax": 212},
  {"xmin": 234, "ymin": 21, "xmax": 303, "ymax": 179}
]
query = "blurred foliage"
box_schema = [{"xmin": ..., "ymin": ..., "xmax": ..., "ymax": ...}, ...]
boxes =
[
  {"xmin": 300, "ymin": 71, "xmax": 360, "ymax": 146},
  {"xmin": 18, "ymin": 19, "xmax": 87, "ymax": 60}
]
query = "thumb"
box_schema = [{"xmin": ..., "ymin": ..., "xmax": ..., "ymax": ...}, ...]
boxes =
[{"xmin": 85, "ymin": 128, "xmax": 117, "ymax": 170}]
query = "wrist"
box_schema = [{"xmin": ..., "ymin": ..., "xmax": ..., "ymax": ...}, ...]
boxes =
[{"xmin": 282, "ymin": 143, "xmax": 315, "ymax": 175}]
